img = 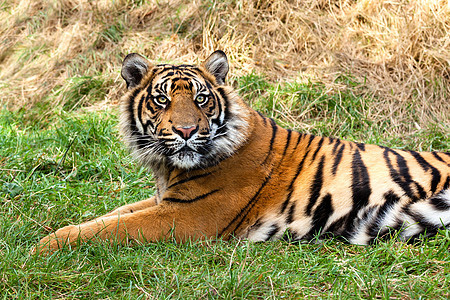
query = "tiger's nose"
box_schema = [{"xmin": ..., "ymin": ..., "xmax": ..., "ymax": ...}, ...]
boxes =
[{"xmin": 173, "ymin": 126, "xmax": 198, "ymax": 140}]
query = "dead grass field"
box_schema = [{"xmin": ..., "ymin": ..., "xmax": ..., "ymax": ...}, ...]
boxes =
[{"xmin": 0, "ymin": 0, "xmax": 449, "ymax": 136}]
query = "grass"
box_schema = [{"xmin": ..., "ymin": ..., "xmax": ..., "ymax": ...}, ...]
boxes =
[{"xmin": 1, "ymin": 77, "xmax": 449, "ymax": 298}]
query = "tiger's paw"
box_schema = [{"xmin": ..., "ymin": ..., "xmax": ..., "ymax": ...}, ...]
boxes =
[{"xmin": 32, "ymin": 225, "xmax": 78, "ymax": 255}]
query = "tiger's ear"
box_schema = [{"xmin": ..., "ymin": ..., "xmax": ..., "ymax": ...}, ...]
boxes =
[
  {"xmin": 203, "ymin": 50, "xmax": 229, "ymax": 85},
  {"xmin": 121, "ymin": 53, "xmax": 151, "ymax": 89}
]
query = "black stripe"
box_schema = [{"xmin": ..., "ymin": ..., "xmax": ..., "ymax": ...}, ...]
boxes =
[
  {"xmin": 331, "ymin": 138, "xmax": 341, "ymax": 155},
  {"xmin": 248, "ymin": 218, "xmax": 263, "ymax": 233},
  {"xmin": 230, "ymin": 173, "xmax": 273, "ymax": 233},
  {"xmin": 291, "ymin": 132, "xmax": 304, "ymax": 152},
  {"xmin": 392, "ymin": 149, "xmax": 426, "ymax": 199},
  {"xmin": 138, "ymin": 95, "xmax": 153, "ymax": 133},
  {"xmin": 356, "ymin": 143, "xmax": 366, "ymax": 151},
  {"xmin": 246, "ymin": 127, "xmax": 294, "ymax": 226},
  {"xmin": 351, "ymin": 149, "xmax": 371, "ymax": 206},
  {"xmin": 220, "ymin": 173, "xmax": 273, "ymax": 236},
  {"xmin": 159, "ymin": 131, "xmax": 173, "ymax": 137},
  {"xmin": 343, "ymin": 149, "xmax": 372, "ymax": 234},
  {"xmin": 216, "ymin": 87, "xmax": 231, "ymax": 124},
  {"xmin": 167, "ymin": 172, "xmax": 214, "ymax": 189},
  {"xmin": 170, "ymin": 170, "xmax": 188, "ymax": 182},
  {"xmin": 146, "ymin": 97, "xmax": 158, "ymax": 114},
  {"xmin": 432, "ymin": 152, "xmax": 445, "ymax": 163},
  {"xmin": 286, "ymin": 203, "xmax": 296, "ymax": 225},
  {"xmin": 155, "ymin": 76, "xmax": 172, "ymax": 91},
  {"xmin": 163, "ymin": 189, "xmax": 220, "ymax": 203},
  {"xmin": 171, "ymin": 77, "xmax": 194, "ymax": 84},
  {"xmin": 166, "ymin": 168, "xmax": 173, "ymax": 184},
  {"xmin": 368, "ymin": 219, "xmax": 403, "ymax": 244},
  {"xmin": 404, "ymin": 206, "xmax": 436, "ymax": 229},
  {"xmin": 265, "ymin": 224, "xmax": 280, "ymax": 241},
  {"xmin": 324, "ymin": 215, "xmax": 347, "ymax": 236},
  {"xmin": 367, "ymin": 190, "xmax": 401, "ymax": 237},
  {"xmin": 384, "ymin": 190, "xmax": 401, "ymax": 205},
  {"xmin": 282, "ymin": 129, "xmax": 292, "ymax": 157},
  {"xmin": 409, "ymin": 151, "xmax": 430, "ymax": 171},
  {"xmin": 310, "ymin": 137, "xmax": 324, "ymax": 162},
  {"xmin": 128, "ymin": 88, "xmax": 142, "ymax": 137},
  {"xmin": 409, "ymin": 151, "xmax": 441, "ymax": 194},
  {"xmin": 205, "ymin": 80, "xmax": 213, "ymax": 89},
  {"xmin": 332, "ymin": 143, "xmax": 345, "ymax": 176},
  {"xmin": 190, "ymin": 67, "xmax": 218, "ymax": 86},
  {"xmin": 262, "ymin": 119, "xmax": 278, "ymax": 165},
  {"xmin": 383, "ymin": 148, "xmax": 420, "ymax": 201},
  {"xmin": 306, "ymin": 155, "xmax": 326, "ymax": 216},
  {"xmin": 280, "ymin": 193, "xmax": 292, "ymax": 215},
  {"xmin": 444, "ymin": 176, "xmax": 450, "ymax": 189},
  {"xmin": 430, "ymin": 194, "xmax": 450, "ymax": 210},
  {"xmin": 305, "ymin": 193, "xmax": 333, "ymax": 239},
  {"xmin": 257, "ymin": 111, "xmax": 267, "ymax": 125},
  {"xmin": 279, "ymin": 149, "xmax": 311, "ymax": 213},
  {"xmin": 414, "ymin": 182, "xmax": 427, "ymax": 200},
  {"xmin": 306, "ymin": 134, "xmax": 316, "ymax": 149},
  {"xmin": 137, "ymin": 95, "xmax": 146, "ymax": 127}
]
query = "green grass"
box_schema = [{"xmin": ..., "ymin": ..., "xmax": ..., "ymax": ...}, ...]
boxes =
[{"xmin": 1, "ymin": 77, "xmax": 449, "ymax": 298}]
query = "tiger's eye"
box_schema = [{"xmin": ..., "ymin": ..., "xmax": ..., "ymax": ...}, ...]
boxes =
[
  {"xmin": 196, "ymin": 95, "xmax": 207, "ymax": 104},
  {"xmin": 156, "ymin": 96, "xmax": 168, "ymax": 105}
]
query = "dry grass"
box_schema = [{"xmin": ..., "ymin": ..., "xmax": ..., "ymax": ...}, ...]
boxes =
[{"xmin": 0, "ymin": 0, "xmax": 449, "ymax": 134}]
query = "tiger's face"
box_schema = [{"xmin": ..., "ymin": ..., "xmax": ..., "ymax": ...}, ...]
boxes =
[
  {"xmin": 134, "ymin": 66, "xmax": 223, "ymax": 169},
  {"xmin": 120, "ymin": 51, "xmax": 250, "ymax": 170}
]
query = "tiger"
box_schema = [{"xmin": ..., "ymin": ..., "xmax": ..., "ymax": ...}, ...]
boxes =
[{"xmin": 35, "ymin": 50, "xmax": 450, "ymax": 254}]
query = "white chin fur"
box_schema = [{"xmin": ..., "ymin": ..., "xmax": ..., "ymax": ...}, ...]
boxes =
[{"xmin": 169, "ymin": 151, "xmax": 203, "ymax": 169}]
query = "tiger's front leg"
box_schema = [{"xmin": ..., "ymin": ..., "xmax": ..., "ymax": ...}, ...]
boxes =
[
  {"xmin": 94, "ymin": 196, "xmax": 158, "ymax": 220},
  {"xmin": 34, "ymin": 201, "xmax": 209, "ymax": 255}
]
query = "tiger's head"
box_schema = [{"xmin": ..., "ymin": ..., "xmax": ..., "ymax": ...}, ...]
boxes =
[{"xmin": 120, "ymin": 51, "xmax": 251, "ymax": 170}]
